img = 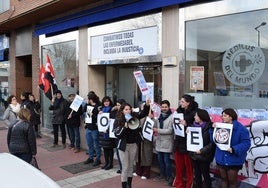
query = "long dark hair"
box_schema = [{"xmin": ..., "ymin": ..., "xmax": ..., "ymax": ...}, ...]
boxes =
[
  {"xmin": 181, "ymin": 94, "xmax": 198, "ymax": 112},
  {"xmin": 116, "ymin": 102, "xmax": 132, "ymax": 127}
]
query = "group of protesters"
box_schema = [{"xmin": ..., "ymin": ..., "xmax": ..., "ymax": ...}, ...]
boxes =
[{"xmin": 4, "ymin": 90, "xmax": 251, "ymax": 188}]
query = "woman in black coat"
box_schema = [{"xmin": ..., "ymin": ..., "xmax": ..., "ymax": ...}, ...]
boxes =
[{"xmin": 188, "ymin": 108, "xmax": 215, "ymax": 188}]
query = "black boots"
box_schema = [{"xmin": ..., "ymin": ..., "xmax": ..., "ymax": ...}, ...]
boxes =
[
  {"xmin": 127, "ymin": 177, "xmax": 132, "ymax": 188},
  {"xmin": 122, "ymin": 182, "xmax": 127, "ymax": 188}
]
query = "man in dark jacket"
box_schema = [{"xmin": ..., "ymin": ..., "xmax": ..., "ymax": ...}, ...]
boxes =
[
  {"xmin": 66, "ymin": 94, "xmax": 83, "ymax": 153},
  {"xmin": 49, "ymin": 90, "xmax": 68, "ymax": 148}
]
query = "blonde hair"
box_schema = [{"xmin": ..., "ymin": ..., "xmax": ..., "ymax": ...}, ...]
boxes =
[{"xmin": 17, "ymin": 108, "xmax": 31, "ymax": 121}]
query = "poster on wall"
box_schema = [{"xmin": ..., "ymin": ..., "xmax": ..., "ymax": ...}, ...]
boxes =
[{"xmin": 190, "ymin": 66, "xmax": 204, "ymax": 90}]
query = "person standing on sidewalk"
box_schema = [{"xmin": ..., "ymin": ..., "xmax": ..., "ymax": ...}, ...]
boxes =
[
  {"xmin": 66, "ymin": 93, "xmax": 83, "ymax": 153},
  {"xmin": 28, "ymin": 94, "xmax": 42, "ymax": 138},
  {"xmin": 3, "ymin": 95, "xmax": 20, "ymax": 127},
  {"xmin": 99, "ymin": 96, "xmax": 116, "ymax": 170},
  {"xmin": 173, "ymin": 94, "xmax": 198, "ymax": 188},
  {"xmin": 7, "ymin": 108, "xmax": 37, "ymax": 163},
  {"xmin": 84, "ymin": 92, "xmax": 102, "ymax": 166},
  {"xmin": 49, "ymin": 90, "xmax": 68, "ymax": 148},
  {"xmin": 188, "ymin": 109, "xmax": 215, "ymax": 188},
  {"xmin": 114, "ymin": 101, "xmax": 150, "ymax": 188},
  {"xmin": 153, "ymin": 100, "xmax": 174, "ymax": 186}
]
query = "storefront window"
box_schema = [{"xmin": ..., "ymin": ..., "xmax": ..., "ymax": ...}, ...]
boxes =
[
  {"xmin": 41, "ymin": 40, "xmax": 78, "ymax": 129},
  {"xmin": 185, "ymin": 9, "xmax": 268, "ymax": 109}
]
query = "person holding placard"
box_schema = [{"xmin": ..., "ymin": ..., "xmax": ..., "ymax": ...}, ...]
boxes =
[
  {"xmin": 188, "ymin": 109, "xmax": 215, "ymax": 188},
  {"xmin": 174, "ymin": 94, "xmax": 198, "ymax": 188},
  {"xmin": 114, "ymin": 101, "xmax": 150, "ymax": 188},
  {"xmin": 212, "ymin": 108, "xmax": 250, "ymax": 188},
  {"xmin": 99, "ymin": 96, "xmax": 116, "ymax": 170},
  {"xmin": 66, "ymin": 94, "xmax": 83, "ymax": 153},
  {"xmin": 134, "ymin": 107, "xmax": 156, "ymax": 180},
  {"xmin": 84, "ymin": 92, "xmax": 102, "ymax": 166},
  {"xmin": 153, "ymin": 100, "xmax": 174, "ymax": 186}
]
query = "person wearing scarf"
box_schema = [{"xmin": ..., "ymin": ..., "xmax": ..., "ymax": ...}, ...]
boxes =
[
  {"xmin": 153, "ymin": 100, "xmax": 174, "ymax": 186},
  {"xmin": 3, "ymin": 95, "xmax": 21, "ymax": 127},
  {"xmin": 99, "ymin": 96, "xmax": 116, "ymax": 170},
  {"xmin": 188, "ymin": 109, "xmax": 215, "ymax": 188}
]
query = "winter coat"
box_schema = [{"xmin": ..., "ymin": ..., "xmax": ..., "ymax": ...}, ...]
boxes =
[
  {"xmin": 7, "ymin": 120, "xmax": 37, "ymax": 155},
  {"xmin": 3, "ymin": 105, "xmax": 18, "ymax": 127},
  {"xmin": 28, "ymin": 101, "xmax": 41, "ymax": 125},
  {"xmin": 66, "ymin": 101, "xmax": 83, "ymax": 128},
  {"xmin": 49, "ymin": 98, "xmax": 68, "ymax": 124},
  {"xmin": 212, "ymin": 120, "xmax": 250, "ymax": 166},
  {"xmin": 114, "ymin": 104, "xmax": 150, "ymax": 152},
  {"xmin": 84, "ymin": 103, "xmax": 99, "ymax": 130},
  {"xmin": 174, "ymin": 103, "xmax": 198, "ymax": 154},
  {"xmin": 189, "ymin": 122, "xmax": 215, "ymax": 162},
  {"xmin": 139, "ymin": 117, "xmax": 156, "ymax": 166},
  {"xmin": 155, "ymin": 113, "xmax": 174, "ymax": 153}
]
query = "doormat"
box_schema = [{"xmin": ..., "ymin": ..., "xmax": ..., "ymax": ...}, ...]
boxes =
[
  {"xmin": 60, "ymin": 162, "xmax": 99, "ymax": 174},
  {"xmin": 40, "ymin": 143, "xmax": 65, "ymax": 152}
]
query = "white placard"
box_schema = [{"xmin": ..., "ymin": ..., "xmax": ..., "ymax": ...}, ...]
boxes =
[
  {"xmin": 97, "ymin": 113, "xmax": 110, "ymax": 132},
  {"xmin": 85, "ymin": 106, "xmax": 94, "ymax": 124},
  {"xmin": 109, "ymin": 119, "xmax": 116, "ymax": 138},
  {"xmin": 213, "ymin": 122, "xmax": 233, "ymax": 151},
  {"xmin": 173, "ymin": 113, "xmax": 185, "ymax": 137},
  {"xmin": 90, "ymin": 26, "xmax": 157, "ymax": 60},
  {"xmin": 187, "ymin": 127, "xmax": 203, "ymax": 152},
  {"xmin": 69, "ymin": 95, "xmax": 83, "ymax": 112},
  {"xmin": 142, "ymin": 117, "xmax": 154, "ymax": 141},
  {"xmin": 133, "ymin": 70, "xmax": 148, "ymax": 95}
]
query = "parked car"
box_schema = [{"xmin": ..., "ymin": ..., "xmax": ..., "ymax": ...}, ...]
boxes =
[{"xmin": 0, "ymin": 153, "xmax": 61, "ymax": 188}]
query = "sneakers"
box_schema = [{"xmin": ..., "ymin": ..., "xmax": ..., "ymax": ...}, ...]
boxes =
[
  {"xmin": 84, "ymin": 158, "xmax": 94, "ymax": 164},
  {"xmin": 141, "ymin": 176, "xmax": 147, "ymax": 180},
  {"xmin": 93, "ymin": 160, "xmax": 101, "ymax": 166},
  {"xmin": 133, "ymin": 172, "xmax": 138, "ymax": 176}
]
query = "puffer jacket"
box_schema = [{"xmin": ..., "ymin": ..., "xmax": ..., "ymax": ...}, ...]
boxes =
[
  {"xmin": 7, "ymin": 120, "xmax": 37, "ymax": 155},
  {"xmin": 3, "ymin": 105, "xmax": 18, "ymax": 127},
  {"xmin": 189, "ymin": 122, "xmax": 215, "ymax": 162}
]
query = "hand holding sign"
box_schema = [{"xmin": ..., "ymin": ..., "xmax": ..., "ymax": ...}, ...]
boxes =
[
  {"xmin": 142, "ymin": 117, "xmax": 154, "ymax": 141},
  {"xmin": 173, "ymin": 113, "xmax": 185, "ymax": 137},
  {"xmin": 187, "ymin": 127, "xmax": 203, "ymax": 152},
  {"xmin": 213, "ymin": 122, "xmax": 233, "ymax": 151}
]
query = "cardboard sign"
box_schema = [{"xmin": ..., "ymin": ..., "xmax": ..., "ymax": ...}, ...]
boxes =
[
  {"xmin": 142, "ymin": 117, "xmax": 154, "ymax": 141},
  {"xmin": 187, "ymin": 127, "xmax": 203, "ymax": 152},
  {"xmin": 97, "ymin": 113, "xmax": 110, "ymax": 132},
  {"xmin": 69, "ymin": 95, "xmax": 83, "ymax": 112},
  {"xmin": 173, "ymin": 113, "xmax": 185, "ymax": 137},
  {"xmin": 213, "ymin": 122, "xmax": 233, "ymax": 151}
]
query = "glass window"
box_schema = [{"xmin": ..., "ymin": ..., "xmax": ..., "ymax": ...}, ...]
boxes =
[
  {"xmin": 185, "ymin": 9, "xmax": 268, "ymax": 109},
  {"xmin": 41, "ymin": 40, "xmax": 78, "ymax": 129},
  {"xmin": 0, "ymin": 0, "xmax": 10, "ymax": 13}
]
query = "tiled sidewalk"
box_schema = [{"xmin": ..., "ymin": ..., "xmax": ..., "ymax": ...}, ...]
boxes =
[{"xmin": 0, "ymin": 121, "xmax": 169, "ymax": 188}]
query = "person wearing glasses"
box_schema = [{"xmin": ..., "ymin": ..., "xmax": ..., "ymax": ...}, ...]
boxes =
[{"xmin": 3, "ymin": 95, "xmax": 21, "ymax": 128}]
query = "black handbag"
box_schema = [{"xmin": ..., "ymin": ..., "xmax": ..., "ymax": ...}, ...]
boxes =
[{"xmin": 30, "ymin": 156, "xmax": 41, "ymax": 170}]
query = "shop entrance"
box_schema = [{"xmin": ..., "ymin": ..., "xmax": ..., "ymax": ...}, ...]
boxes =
[{"xmin": 106, "ymin": 63, "xmax": 162, "ymax": 107}]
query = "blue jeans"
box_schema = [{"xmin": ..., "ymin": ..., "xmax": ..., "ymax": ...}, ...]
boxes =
[
  {"xmin": 68, "ymin": 127, "xmax": 80, "ymax": 148},
  {"xmin": 85, "ymin": 129, "xmax": 101, "ymax": 161},
  {"xmin": 157, "ymin": 152, "xmax": 172, "ymax": 178}
]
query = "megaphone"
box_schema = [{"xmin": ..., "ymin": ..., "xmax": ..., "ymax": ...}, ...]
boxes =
[{"xmin": 125, "ymin": 114, "xmax": 140, "ymax": 130}]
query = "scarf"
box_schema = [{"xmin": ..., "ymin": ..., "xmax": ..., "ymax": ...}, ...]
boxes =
[
  {"xmin": 158, "ymin": 109, "xmax": 172, "ymax": 129},
  {"xmin": 193, "ymin": 121, "xmax": 206, "ymax": 129},
  {"xmin": 54, "ymin": 97, "xmax": 63, "ymax": 108},
  {"xmin": 10, "ymin": 103, "xmax": 21, "ymax": 113},
  {"xmin": 102, "ymin": 106, "xmax": 112, "ymax": 113}
]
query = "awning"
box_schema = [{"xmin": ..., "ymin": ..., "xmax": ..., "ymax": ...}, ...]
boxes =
[{"xmin": 34, "ymin": 0, "xmax": 192, "ymax": 36}]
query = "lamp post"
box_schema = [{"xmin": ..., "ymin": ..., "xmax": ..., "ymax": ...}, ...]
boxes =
[{"xmin": 255, "ymin": 22, "xmax": 266, "ymax": 47}]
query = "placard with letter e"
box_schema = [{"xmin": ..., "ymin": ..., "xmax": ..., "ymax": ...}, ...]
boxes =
[
  {"xmin": 142, "ymin": 117, "xmax": 154, "ymax": 141},
  {"xmin": 187, "ymin": 127, "xmax": 203, "ymax": 152}
]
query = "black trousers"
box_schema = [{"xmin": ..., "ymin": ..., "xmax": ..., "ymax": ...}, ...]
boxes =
[
  {"xmin": 191, "ymin": 159, "xmax": 212, "ymax": 188},
  {"xmin": 53, "ymin": 123, "xmax": 66, "ymax": 144}
]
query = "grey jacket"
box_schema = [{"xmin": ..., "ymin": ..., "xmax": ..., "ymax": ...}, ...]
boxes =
[
  {"xmin": 154, "ymin": 114, "xmax": 174, "ymax": 153},
  {"xmin": 3, "ymin": 106, "xmax": 18, "ymax": 127}
]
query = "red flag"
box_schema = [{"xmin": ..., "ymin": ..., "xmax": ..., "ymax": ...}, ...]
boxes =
[
  {"xmin": 43, "ymin": 54, "xmax": 58, "ymax": 100},
  {"xmin": 38, "ymin": 65, "xmax": 45, "ymax": 90}
]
